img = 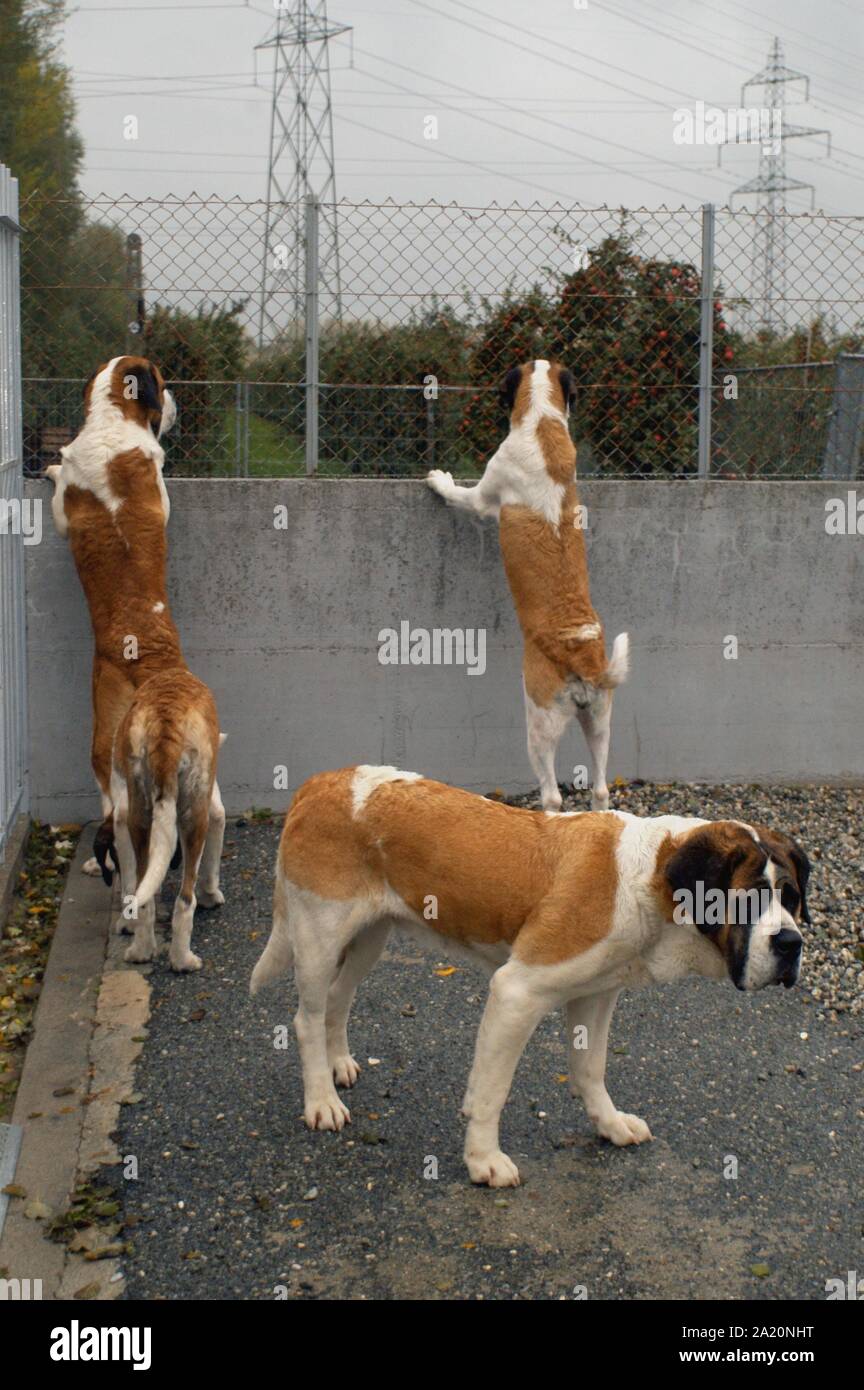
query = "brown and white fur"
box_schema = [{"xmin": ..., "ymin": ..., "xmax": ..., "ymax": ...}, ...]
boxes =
[
  {"xmin": 46, "ymin": 355, "xmax": 225, "ymax": 970},
  {"xmin": 426, "ymin": 359, "xmax": 628, "ymax": 814},
  {"xmin": 251, "ymin": 766, "xmax": 810, "ymax": 1188}
]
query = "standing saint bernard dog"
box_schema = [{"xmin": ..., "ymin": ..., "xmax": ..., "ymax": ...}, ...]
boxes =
[
  {"xmin": 426, "ymin": 358, "xmax": 628, "ymax": 814},
  {"xmin": 46, "ymin": 355, "xmax": 225, "ymax": 971},
  {"xmin": 251, "ymin": 766, "xmax": 810, "ymax": 1188}
]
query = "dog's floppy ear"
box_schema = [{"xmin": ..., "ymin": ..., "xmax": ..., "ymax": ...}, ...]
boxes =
[
  {"xmin": 499, "ymin": 365, "xmax": 523, "ymax": 416},
  {"xmin": 664, "ymin": 828, "xmax": 744, "ymax": 934},
  {"xmin": 787, "ymin": 839, "xmax": 812, "ymax": 926},
  {"xmin": 558, "ymin": 367, "xmax": 576, "ymax": 413},
  {"xmin": 754, "ymin": 826, "xmax": 812, "ymax": 926},
  {"xmin": 125, "ymin": 362, "xmax": 162, "ymax": 415},
  {"xmin": 92, "ymin": 819, "xmax": 116, "ymax": 888}
]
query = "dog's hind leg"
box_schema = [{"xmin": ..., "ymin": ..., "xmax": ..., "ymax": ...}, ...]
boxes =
[
  {"xmin": 524, "ymin": 684, "xmax": 571, "ymax": 814},
  {"xmin": 576, "ymin": 688, "xmax": 613, "ymax": 812},
  {"xmin": 293, "ymin": 898, "xmax": 372, "ymax": 1132},
  {"xmin": 109, "ymin": 771, "xmax": 137, "ymax": 936},
  {"xmin": 326, "ymin": 919, "xmax": 392, "ymax": 1088},
  {"xmin": 169, "ymin": 805, "xmax": 209, "ymax": 973},
  {"xmin": 196, "ymin": 780, "xmax": 226, "ymax": 909},
  {"xmin": 124, "ymin": 802, "xmax": 158, "ymax": 965}
]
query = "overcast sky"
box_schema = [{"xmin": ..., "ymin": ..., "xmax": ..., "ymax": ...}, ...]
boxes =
[{"xmin": 63, "ymin": 0, "xmax": 864, "ymax": 216}]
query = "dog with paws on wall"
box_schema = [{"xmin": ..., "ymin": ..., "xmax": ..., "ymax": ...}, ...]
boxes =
[
  {"xmin": 427, "ymin": 359, "xmax": 628, "ymax": 813},
  {"xmin": 46, "ymin": 355, "xmax": 226, "ymax": 971}
]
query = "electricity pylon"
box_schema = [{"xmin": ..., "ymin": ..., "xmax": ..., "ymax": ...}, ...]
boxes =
[
  {"xmin": 723, "ymin": 38, "xmax": 830, "ymax": 334},
  {"xmin": 256, "ymin": 2, "xmax": 351, "ymax": 346}
]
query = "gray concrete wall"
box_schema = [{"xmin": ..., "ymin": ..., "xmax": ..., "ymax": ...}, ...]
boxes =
[{"xmin": 24, "ymin": 479, "xmax": 864, "ymax": 822}]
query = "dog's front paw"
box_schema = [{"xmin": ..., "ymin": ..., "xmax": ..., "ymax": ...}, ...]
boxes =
[
  {"xmin": 197, "ymin": 887, "xmax": 224, "ymax": 909},
  {"xmin": 304, "ymin": 1094, "xmax": 351, "ymax": 1131},
  {"xmin": 466, "ymin": 1148, "xmax": 521, "ymax": 1187},
  {"xmin": 81, "ymin": 856, "xmax": 103, "ymax": 877},
  {"xmin": 596, "ymin": 1111, "xmax": 653, "ymax": 1146},
  {"xmin": 426, "ymin": 468, "xmax": 453, "ymax": 496}
]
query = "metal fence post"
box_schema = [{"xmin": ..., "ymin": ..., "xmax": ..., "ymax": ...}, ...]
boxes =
[
  {"xmin": 124, "ymin": 232, "xmax": 144, "ymax": 355},
  {"xmin": 233, "ymin": 380, "xmax": 250, "ymax": 478},
  {"xmin": 697, "ymin": 203, "xmax": 715, "ymax": 479},
  {"xmin": 822, "ymin": 353, "xmax": 864, "ymax": 479},
  {"xmin": 426, "ymin": 391, "xmax": 435, "ymax": 471},
  {"xmin": 0, "ymin": 164, "xmax": 29, "ymax": 860},
  {"xmin": 304, "ymin": 196, "xmax": 320, "ymax": 477},
  {"xmin": 234, "ymin": 380, "xmax": 243, "ymax": 477}
]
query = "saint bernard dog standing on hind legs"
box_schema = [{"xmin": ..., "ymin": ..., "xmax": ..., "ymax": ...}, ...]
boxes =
[
  {"xmin": 426, "ymin": 358, "xmax": 628, "ymax": 814},
  {"xmin": 46, "ymin": 356, "xmax": 226, "ymax": 971},
  {"xmin": 251, "ymin": 766, "xmax": 810, "ymax": 1188}
]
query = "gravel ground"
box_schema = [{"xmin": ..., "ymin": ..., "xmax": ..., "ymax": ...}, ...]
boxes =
[{"xmin": 113, "ymin": 784, "xmax": 863, "ymax": 1302}]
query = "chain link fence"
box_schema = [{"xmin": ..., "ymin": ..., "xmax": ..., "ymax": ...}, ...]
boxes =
[{"xmin": 18, "ymin": 193, "xmax": 864, "ymax": 479}]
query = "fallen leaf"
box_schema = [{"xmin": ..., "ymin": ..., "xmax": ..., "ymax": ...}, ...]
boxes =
[
  {"xmin": 73, "ymin": 1282, "xmax": 102, "ymax": 1300},
  {"xmin": 83, "ymin": 1243, "xmax": 126, "ymax": 1261}
]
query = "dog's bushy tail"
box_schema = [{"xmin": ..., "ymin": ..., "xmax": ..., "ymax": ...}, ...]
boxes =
[
  {"xmin": 598, "ymin": 631, "xmax": 630, "ymax": 690},
  {"xmin": 250, "ymin": 860, "xmax": 294, "ymax": 994},
  {"xmin": 133, "ymin": 792, "xmax": 179, "ymax": 911}
]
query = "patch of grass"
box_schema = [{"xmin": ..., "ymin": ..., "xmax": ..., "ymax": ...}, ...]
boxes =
[{"xmin": 224, "ymin": 409, "xmax": 305, "ymax": 476}]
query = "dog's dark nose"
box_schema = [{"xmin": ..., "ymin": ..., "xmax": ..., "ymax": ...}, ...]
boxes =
[{"xmin": 772, "ymin": 926, "xmax": 802, "ymax": 959}]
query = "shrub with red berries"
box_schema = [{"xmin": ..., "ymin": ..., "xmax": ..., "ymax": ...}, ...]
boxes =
[{"xmin": 459, "ymin": 229, "xmax": 733, "ymax": 476}]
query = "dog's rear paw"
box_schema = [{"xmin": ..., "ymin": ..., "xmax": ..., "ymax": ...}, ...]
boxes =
[
  {"xmin": 124, "ymin": 941, "xmax": 155, "ymax": 964},
  {"xmin": 304, "ymin": 1095, "xmax": 350, "ymax": 1131},
  {"xmin": 466, "ymin": 1148, "xmax": 521, "ymax": 1188},
  {"xmin": 81, "ymin": 856, "xmax": 102, "ymax": 877},
  {"xmin": 169, "ymin": 950, "xmax": 202, "ymax": 973},
  {"xmin": 197, "ymin": 888, "xmax": 224, "ymax": 910},
  {"xmin": 332, "ymin": 1054, "xmax": 360, "ymax": 1088},
  {"xmin": 597, "ymin": 1111, "xmax": 652, "ymax": 1146}
]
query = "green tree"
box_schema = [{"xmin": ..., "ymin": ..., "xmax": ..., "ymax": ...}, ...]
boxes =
[
  {"xmin": 144, "ymin": 302, "xmax": 248, "ymax": 474},
  {"xmin": 250, "ymin": 303, "xmax": 472, "ymax": 475},
  {"xmin": 1, "ymin": 0, "xmax": 84, "ymax": 374}
]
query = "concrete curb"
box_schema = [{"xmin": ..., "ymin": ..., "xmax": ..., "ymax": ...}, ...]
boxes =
[{"xmin": 0, "ymin": 829, "xmax": 114, "ymax": 1297}]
